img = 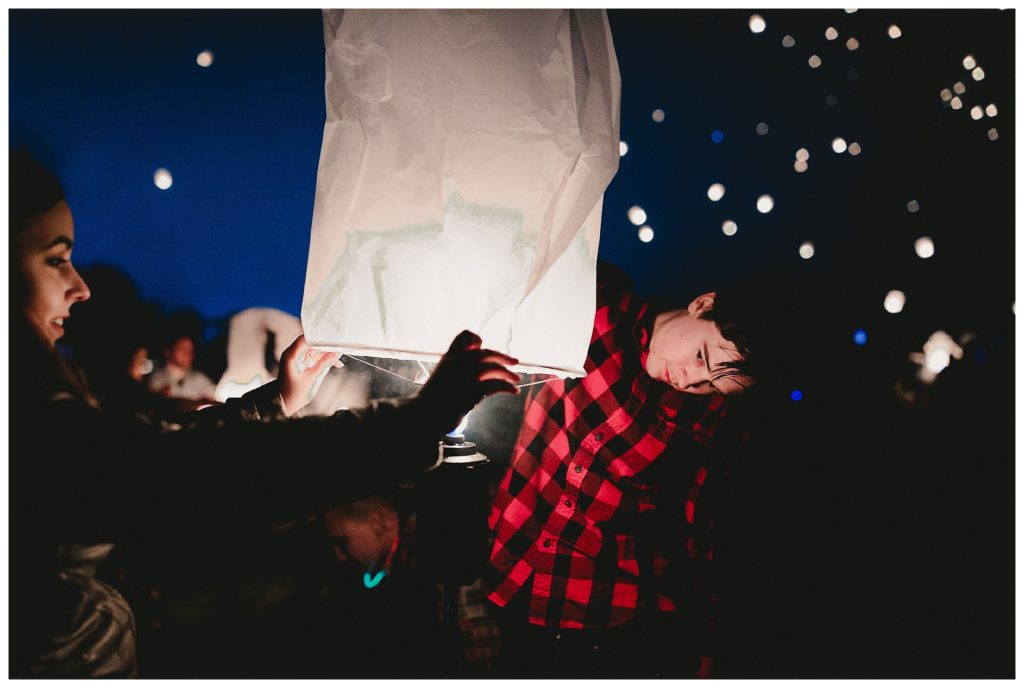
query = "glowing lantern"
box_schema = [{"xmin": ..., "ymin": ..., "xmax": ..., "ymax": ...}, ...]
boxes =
[
  {"xmin": 302, "ymin": 10, "xmax": 621, "ymax": 377},
  {"xmin": 707, "ymin": 183, "xmax": 726, "ymax": 202},
  {"xmin": 638, "ymin": 226, "xmax": 654, "ymax": 243},
  {"xmin": 749, "ymin": 14, "xmax": 766, "ymax": 33},
  {"xmin": 628, "ymin": 205, "xmax": 647, "ymax": 225},
  {"xmin": 799, "ymin": 242, "xmax": 814, "ymax": 259},
  {"xmin": 153, "ymin": 168, "xmax": 173, "ymax": 190},
  {"xmin": 884, "ymin": 290, "xmax": 905, "ymax": 314},
  {"xmin": 756, "ymin": 194, "xmax": 774, "ymax": 214},
  {"xmin": 722, "ymin": 220, "xmax": 737, "ymax": 236},
  {"xmin": 914, "ymin": 236, "xmax": 935, "ymax": 259},
  {"xmin": 196, "ymin": 50, "xmax": 214, "ymax": 67}
]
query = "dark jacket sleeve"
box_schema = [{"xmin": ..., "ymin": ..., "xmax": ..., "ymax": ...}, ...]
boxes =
[{"xmin": 29, "ymin": 382, "xmax": 443, "ymax": 544}]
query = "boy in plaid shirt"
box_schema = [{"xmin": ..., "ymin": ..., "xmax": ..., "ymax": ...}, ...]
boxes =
[{"xmin": 485, "ymin": 262, "xmax": 766, "ymax": 678}]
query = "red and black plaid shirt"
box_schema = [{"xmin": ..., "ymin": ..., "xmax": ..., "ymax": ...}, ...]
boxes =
[{"xmin": 485, "ymin": 264, "xmax": 731, "ymax": 634}]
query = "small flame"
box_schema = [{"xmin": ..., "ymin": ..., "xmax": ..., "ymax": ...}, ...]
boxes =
[{"xmin": 450, "ymin": 412, "xmax": 470, "ymax": 437}]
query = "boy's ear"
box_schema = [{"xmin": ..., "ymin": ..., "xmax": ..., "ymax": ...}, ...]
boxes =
[{"xmin": 687, "ymin": 292, "xmax": 717, "ymax": 317}]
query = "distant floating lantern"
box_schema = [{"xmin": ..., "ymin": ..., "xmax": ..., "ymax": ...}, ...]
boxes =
[
  {"xmin": 196, "ymin": 50, "xmax": 214, "ymax": 68},
  {"xmin": 950, "ymin": 97, "xmax": 963, "ymax": 110},
  {"xmin": 887, "ymin": 24, "xmax": 902, "ymax": 39},
  {"xmin": 963, "ymin": 55, "xmax": 976, "ymax": 70},
  {"xmin": 627, "ymin": 205, "xmax": 647, "ymax": 225},
  {"xmin": 988, "ymin": 128, "xmax": 999, "ymax": 141},
  {"xmin": 651, "ymin": 108, "xmax": 665, "ymax": 123},
  {"xmin": 749, "ymin": 14, "xmax": 766, "ymax": 33},
  {"xmin": 846, "ymin": 68, "xmax": 859, "ymax": 81},
  {"xmin": 848, "ymin": 142, "xmax": 862, "ymax": 156},
  {"xmin": 915, "ymin": 236, "xmax": 935, "ymax": 259},
  {"xmin": 971, "ymin": 66, "xmax": 985, "ymax": 81},
  {"xmin": 907, "ymin": 199, "xmax": 919, "ymax": 213},
  {"xmin": 939, "ymin": 88, "xmax": 952, "ymax": 102},
  {"xmin": 638, "ymin": 226, "xmax": 654, "ymax": 243},
  {"xmin": 710, "ymin": 129, "xmax": 725, "ymax": 143},
  {"xmin": 756, "ymin": 122, "xmax": 769, "ymax": 135},
  {"xmin": 756, "ymin": 194, "xmax": 774, "ymax": 214},
  {"xmin": 799, "ymin": 242, "xmax": 815, "ymax": 259},
  {"xmin": 884, "ymin": 290, "xmax": 906, "ymax": 314},
  {"xmin": 826, "ymin": 94, "xmax": 838, "ymax": 107},
  {"xmin": 832, "ymin": 137, "xmax": 847, "ymax": 154},
  {"xmin": 985, "ymin": 103, "xmax": 998, "ymax": 117},
  {"xmin": 953, "ymin": 81, "xmax": 966, "ymax": 94},
  {"xmin": 153, "ymin": 168, "xmax": 173, "ymax": 190},
  {"xmin": 707, "ymin": 183, "xmax": 726, "ymax": 202},
  {"xmin": 782, "ymin": 35, "xmax": 795, "ymax": 47},
  {"xmin": 809, "ymin": 54, "xmax": 822, "ymax": 68},
  {"xmin": 794, "ymin": 160, "xmax": 808, "ymax": 173},
  {"xmin": 796, "ymin": 147, "xmax": 810, "ymax": 161},
  {"xmin": 970, "ymin": 105, "xmax": 984, "ymax": 120},
  {"xmin": 846, "ymin": 37, "xmax": 860, "ymax": 50},
  {"xmin": 722, "ymin": 220, "xmax": 738, "ymax": 236},
  {"xmin": 619, "ymin": 141, "xmax": 629, "ymax": 157},
  {"xmin": 825, "ymin": 27, "xmax": 838, "ymax": 40}
]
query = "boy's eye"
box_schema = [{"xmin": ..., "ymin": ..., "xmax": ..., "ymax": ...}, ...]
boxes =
[{"xmin": 47, "ymin": 257, "xmax": 68, "ymax": 267}]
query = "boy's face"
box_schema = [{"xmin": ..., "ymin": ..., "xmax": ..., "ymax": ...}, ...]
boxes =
[
  {"xmin": 324, "ymin": 508, "xmax": 394, "ymax": 573},
  {"xmin": 645, "ymin": 293, "xmax": 753, "ymax": 396}
]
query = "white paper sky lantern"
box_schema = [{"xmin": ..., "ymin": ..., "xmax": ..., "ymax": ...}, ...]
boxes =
[
  {"xmin": 756, "ymin": 194, "xmax": 774, "ymax": 213},
  {"xmin": 749, "ymin": 14, "xmax": 766, "ymax": 33},
  {"xmin": 302, "ymin": 10, "xmax": 621, "ymax": 377},
  {"xmin": 638, "ymin": 226, "xmax": 654, "ymax": 243},
  {"xmin": 196, "ymin": 50, "xmax": 214, "ymax": 67},
  {"xmin": 707, "ymin": 183, "xmax": 726, "ymax": 202},
  {"xmin": 915, "ymin": 236, "xmax": 935, "ymax": 259}
]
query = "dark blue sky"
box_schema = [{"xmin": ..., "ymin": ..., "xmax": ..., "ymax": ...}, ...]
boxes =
[{"xmin": 10, "ymin": 9, "xmax": 1014, "ymax": 348}]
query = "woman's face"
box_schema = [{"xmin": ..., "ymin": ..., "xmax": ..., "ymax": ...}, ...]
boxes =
[{"xmin": 15, "ymin": 201, "xmax": 91, "ymax": 349}]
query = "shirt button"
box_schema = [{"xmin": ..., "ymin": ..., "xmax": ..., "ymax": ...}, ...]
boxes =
[
  {"xmin": 564, "ymin": 499, "xmax": 572, "ymax": 508},
  {"xmin": 574, "ymin": 465, "xmax": 583, "ymax": 474},
  {"xmin": 594, "ymin": 432, "xmax": 604, "ymax": 441},
  {"xmin": 543, "ymin": 539, "xmax": 552, "ymax": 548}
]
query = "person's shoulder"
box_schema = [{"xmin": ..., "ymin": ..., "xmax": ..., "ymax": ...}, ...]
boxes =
[{"xmin": 596, "ymin": 260, "xmax": 634, "ymax": 294}]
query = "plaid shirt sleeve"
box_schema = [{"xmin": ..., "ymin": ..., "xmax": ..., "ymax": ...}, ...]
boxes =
[{"xmin": 484, "ymin": 263, "xmax": 733, "ymax": 638}]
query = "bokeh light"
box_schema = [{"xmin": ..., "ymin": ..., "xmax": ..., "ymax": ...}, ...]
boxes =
[
  {"xmin": 825, "ymin": 94, "xmax": 838, "ymax": 107},
  {"xmin": 887, "ymin": 24, "xmax": 902, "ymax": 39},
  {"xmin": 939, "ymin": 88, "xmax": 952, "ymax": 102},
  {"xmin": 790, "ymin": 390, "xmax": 803, "ymax": 402},
  {"xmin": 794, "ymin": 160, "xmax": 808, "ymax": 173},
  {"xmin": 796, "ymin": 147, "xmax": 810, "ymax": 161},
  {"xmin": 907, "ymin": 199, "xmax": 919, "ymax": 213},
  {"xmin": 970, "ymin": 105, "xmax": 983, "ymax": 120},
  {"xmin": 987, "ymin": 128, "xmax": 999, "ymax": 141},
  {"xmin": 756, "ymin": 194, "xmax": 774, "ymax": 213},
  {"xmin": 845, "ymin": 8, "xmax": 858, "ymax": 13},
  {"xmin": 848, "ymin": 142, "xmax": 862, "ymax": 156},
  {"xmin": 853, "ymin": 329, "xmax": 868, "ymax": 346},
  {"xmin": 619, "ymin": 140, "xmax": 628, "ymax": 157},
  {"xmin": 707, "ymin": 183, "xmax": 726, "ymax": 202},
  {"xmin": 153, "ymin": 168, "xmax": 173, "ymax": 190},
  {"xmin": 825, "ymin": 27, "xmax": 838, "ymax": 40},
  {"xmin": 710, "ymin": 129, "xmax": 725, "ymax": 143},
  {"xmin": 846, "ymin": 37, "xmax": 860, "ymax": 50},
  {"xmin": 925, "ymin": 347, "xmax": 950, "ymax": 374},
  {"xmin": 196, "ymin": 50, "xmax": 214, "ymax": 68},
  {"xmin": 832, "ymin": 137, "xmax": 847, "ymax": 153},
  {"xmin": 985, "ymin": 103, "xmax": 998, "ymax": 117},
  {"xmin": 749, "ymin": 14, "xmax": 766, "ymax": 33},
  {"xmin": 950, "ymin": 97, "xmax": 962, "ymax": 110},
  {"xmin": 971, "ymin": 66, "xmax": 985, "ymax": 81},
  {"xmin": 962, "ymin": 54, "xmax": 976, "ymax": 70},
  {"xmin": 652, "ymin": 108, "xmax": 665, "ymax": 123},
  {"xmin": 799, "ymin": 241, "xmax": 815, "ymax": 259},
  {"xmin": 915, "ymin": 236, "xmax": 935, "ymax": 259},
  {"xmin": 782, "ymin": 35, "xmax": 795, "ymax": 47},
  {"xmin": 722, "ymin": 220, "xmax": 738, "ymax": 236},
  {"xmin": 627, "ymin": 205, "xmax": 647, "ymax": 225},
  {"xmin": 638, "ymin": 226, "xmax": 654, "ymax": 243},
  {"xmin": 756, "ymin": 122, "xmax": 769, "ymax": 135},
  {"xmin": 953, "ymin": 81, "xmax": 966, "ymax": 94},
  {"xmin": 809, "ymin": 54, "xmax": 822, "ymax": 68},
  {"xmin": 884, "ymin": 290, "xmax": 906, "ymax": 314}
]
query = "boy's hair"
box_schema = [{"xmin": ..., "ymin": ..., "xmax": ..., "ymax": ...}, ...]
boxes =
[{"xmin": 699, "ymin": 275, "xmax": 803, "ymax": 388}]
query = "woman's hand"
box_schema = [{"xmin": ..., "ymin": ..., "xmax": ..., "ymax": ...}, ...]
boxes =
[{"xmin": 278, "ymin": 335, "xmax": 341, "ymax": 416}]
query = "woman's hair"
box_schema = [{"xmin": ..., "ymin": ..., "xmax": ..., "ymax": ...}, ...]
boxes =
[{"xmin": 9, "ymin": 148, "xmax": 65, "ymax": 236}]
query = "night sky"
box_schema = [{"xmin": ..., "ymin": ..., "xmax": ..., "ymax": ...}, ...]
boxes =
[{"xmin": 10, "ymin": 9, "xmax": 1014, "ymax": 354}]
